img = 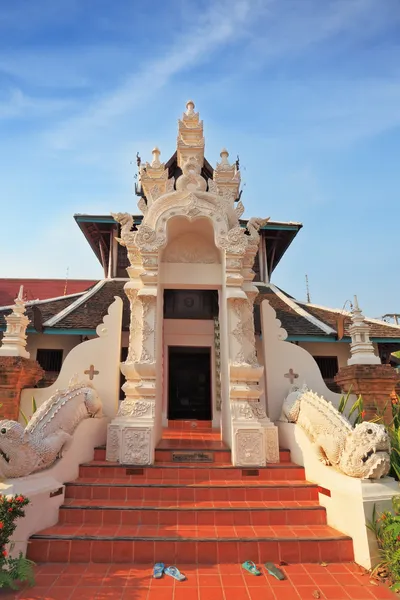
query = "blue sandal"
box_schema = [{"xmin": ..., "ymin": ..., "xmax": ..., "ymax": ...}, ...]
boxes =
[
  {"xmin": 153, "ymin": 563, "xmax": 165, "ymax": 579},
  {"xmin": 164, "ymin": 566, "xmax": 186, "ymax": 581},
  {"xmin": 242, "ymin": 561, "xmax": 261, "ymax": 576}
]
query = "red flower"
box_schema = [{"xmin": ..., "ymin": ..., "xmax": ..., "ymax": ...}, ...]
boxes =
[
  {"xmin": 361, "ymin": 411, "xmax": 366, "ymax": 419},
  {"xmin": 0, "ymin": 523, "xmax": 3, "ymax": 529},
  {"xmin": 2, "ymin": 550, "xmax": 7, "ymax": 557},
  {"xmin": 15, "ymin": 496, "xmax": 24, "ymax": 503},
  {"xmin": 7, "ymin": 508, "xmax": 12, "ymax": 513}
]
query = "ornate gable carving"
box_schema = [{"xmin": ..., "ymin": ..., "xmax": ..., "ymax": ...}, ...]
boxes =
[{"xmin": 162, "ymin": 232, "xmax": 220, "ymax": 264}]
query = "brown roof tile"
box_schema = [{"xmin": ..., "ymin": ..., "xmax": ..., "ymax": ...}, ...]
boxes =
[
  {"xmin": 254, "ymin": 286, "xmax": 328, "ymax": 337},
  {"xmin": 303, "ymin": 304, "xmax": 400, "ymax": 339}
]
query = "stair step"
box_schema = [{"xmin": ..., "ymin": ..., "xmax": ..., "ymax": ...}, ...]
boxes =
[
  {"xmin": 59, "ymin": 501, "xmax": 327, "ymax": 526},
  {"xmin": 79, "ymin": 461, "xmax": 305, "ymax": 481},
  {"xmin": 65, "ymin": 479, "xmax": 319, "ymax": 502},
  {"xmin": 27, "ymin": 524, "xmax": 353, "ymax": 564},
  {"xmin": 167, "ymin": 420, "xmax": 213, "ymax": 430}
]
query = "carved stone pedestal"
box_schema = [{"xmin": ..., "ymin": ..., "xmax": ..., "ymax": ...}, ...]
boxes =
[
  {"xmin": 231, "ymin": 401, "xmax": 279, "ymax": 466},
  {"xmin": 335, "ymin": 364, "xmax": 399, "ymax": 424},
  {"xmin": 106, "ymin": 419, "xmax": 154, "ymax": 465},
  {"xmin": 0, "ymin": 357, "xmax": 44, "ymax": 421},
  {"xmin": 229, "ymin": 365, "xmax": 279, "ymax": 466},
  {"xmin": 106, "ymin": 361, "xmax": 156, "ymax": 465}
]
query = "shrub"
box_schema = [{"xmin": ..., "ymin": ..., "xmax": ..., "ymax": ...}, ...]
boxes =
[
  {"xmin": 368, "ymin": 496, "xmax": 400, "ymax": 591},
  {"xmin": 0, "ymin": 495, "xmax": 35, "ymax": 590}
]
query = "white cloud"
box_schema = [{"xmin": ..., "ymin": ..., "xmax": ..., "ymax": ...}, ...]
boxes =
[{"xmin": 46, "ymin": 0, "xmax": 266, "ymax": 150}]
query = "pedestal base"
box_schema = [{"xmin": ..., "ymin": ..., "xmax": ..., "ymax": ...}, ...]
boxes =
[
  {"xmin": 0, "ymin": 357, "xmax": 44, "ymax": 421},
  {"xmin": 335, "ymin": 364, "xmax": 399, "ymax": 424},
  {"xmin": 230, "ymin": 400, "xmax": 280, "ymax": 466},
  {"xmin": 106, "ymin": 419, "xmax": 155, "ymax": 465}
]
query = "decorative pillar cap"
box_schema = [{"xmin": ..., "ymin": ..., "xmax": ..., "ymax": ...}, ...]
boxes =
[
  {"xmin": 151, "ymin": 147, "xmax": 161, "ymax": 167},
  {"xmin": 186, "ymin": 100, "xmax": 195, "ymax": 112}
]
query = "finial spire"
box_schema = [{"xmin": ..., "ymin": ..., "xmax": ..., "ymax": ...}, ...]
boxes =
[
  {"xmin": 151, "ymin": 147, "xmax": 161, "ymax": 168},
  {"xmin": 186, "ymin": 100, "xmax": 195, "ymax": 115},
  {"xmin": 347, "ymin": 295, "xmax": 380, "ymax": 366},
  {"xmin": 220, "ymin": 148, "xmax": 230, "ymax": 165}
]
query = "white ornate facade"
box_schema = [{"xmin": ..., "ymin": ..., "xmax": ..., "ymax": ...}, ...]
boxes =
[{"xmin": 106, "ymin": 101, "xmax": 279, "ymax": 466}]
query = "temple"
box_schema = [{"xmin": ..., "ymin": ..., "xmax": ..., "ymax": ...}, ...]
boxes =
[{"xmin": 0, "ymin": 102, "xmax": 399, "ymax": 584}]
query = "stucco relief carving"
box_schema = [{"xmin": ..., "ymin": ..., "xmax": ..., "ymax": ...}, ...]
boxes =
[
  {"xmin": 235, "ymin": 430, "xmax": 264, "ymax": 466},
  {"xmin": 246, "ymin": 217, "xmax": 269, "ymax": 245},
  {"xmin": 135, "ymin": 224, "xmax": 166, "ymax": 252},
  {"xmin": 106, "ymin": 425, "xmax": 121, "ymax": 462},
  {"xmin": 137, "ymin": 198, "xmax": 148, "ymax": 215},
  {"xmin": 176, "ymin": 156, "xmax": 207, "ymax": 193},
  {"xmin": 117, "ymin": 400, "xmax": 155, "ymax": 419},
  {"xmin": 166, "ymin": 177, "xmax": 175, "ymax": 193},
  {"xmin": 235, "ymin": 201, "xmax": 245, "ymax": 219},
  {"xmin": 125, "ymin": 289, "xmax": 141, "ymax": 362},
  {"xmin": 265, "ymin": 427, "xmax": 280, "ymax": 463},
  {"xmin": 139, "ymin": 296, "xmax": 156, "ymax": 363},
  {"xmin": 162, "ymin": 232, "xmax": 219, "ymax": 264},
  {"xmin": 233, "ymin": 401, "xmax": 267, "ymax": 421},
  {"xmin": 112, "ymin": 212, "xmax": 133, "ymax": 237},
  {"xmin": 121, "ymin": 427, "xmax": 151, "ymax": 465},
  {"xmin": 149, "ymin": 184, "xmax": 161, "ymax": 202},
  {"xmin": 217, "ymin": 225, "xmax": 248, "ymax": 255}
]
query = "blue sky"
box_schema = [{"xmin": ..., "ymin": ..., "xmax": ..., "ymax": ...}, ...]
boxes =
[{"xmin": 1, "ymin": 0, "xmax": 399, "ymax": 317}]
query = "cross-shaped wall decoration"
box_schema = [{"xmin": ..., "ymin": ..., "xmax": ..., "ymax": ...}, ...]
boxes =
[
  {"xmin": 84, "ymin": 364, "xmax": 99, "ymax": 380},
  {"xmin": 284, "ymin": 368, "xmax": 299, "ymax": 384}
]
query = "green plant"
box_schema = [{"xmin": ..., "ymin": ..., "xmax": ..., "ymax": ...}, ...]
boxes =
[
  {"xmin": 368, "ymin": 496, "xmax": 400, "ymax": 591},
  {"xmin": 0, "ymin": 495, "xmax": 35, "ymax": 590},
  {"xmin": 337, "ymin": 389, "xmax": 365, "ymax": 425},
  {"xmin": 387, "ymin": 394, "xmax": 400, "ymax": 481},
  {"xmin": 19, "ymin": 396, "xmax": 37, "ymax": 426}
]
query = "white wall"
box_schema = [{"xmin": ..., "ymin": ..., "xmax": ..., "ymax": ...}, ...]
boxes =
[
  {"xmin": 278, "ymin": 422, "xmax": 398, "ymax": 569},
  {"xmin": 26, "ymin": 333, "xmax": 81, "ymax": 362},
  {"xmin": 20, "ymin": 297, "xmax": 123, "ymax": 420},
  {"xmin": 2, "ymin": 417, "xmax": 107, "ymax": 558},
  {"xmin": 298, "ymin": 341, "xmax": 350, "ymax": 368},
  {"xmin": 261, "ymin": 300, "xmax": 347, "ymax": 422}
]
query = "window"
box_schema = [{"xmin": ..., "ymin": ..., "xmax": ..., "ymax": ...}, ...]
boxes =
[
  {"xmin": 313, "ymin": 356, "xmax": 339, "ymax": 392},
  {"xmin": 36, "ymin": 349, "xmax": 63, "ymax": 372},
  {"xmin": 164, "ymin": 290, "xmax": 218, "ymax": 320},
  {"xmin": 313, "ymin": 356, "xmax": 339, "ymax": 379}
]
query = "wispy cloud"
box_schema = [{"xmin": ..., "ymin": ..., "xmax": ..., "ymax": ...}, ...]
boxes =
[
  {"xmin": 0, "ymin": 88, "xmax": 77, "ymax": 120},
  {"xmin": 46, "ymin": 0, "xmax": 266, "ymax": 150}
]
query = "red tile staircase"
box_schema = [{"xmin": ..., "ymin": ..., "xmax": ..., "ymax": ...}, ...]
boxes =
[{"xmin": 27, "ymin": 423, "xmax": 355, "ymax": 566}]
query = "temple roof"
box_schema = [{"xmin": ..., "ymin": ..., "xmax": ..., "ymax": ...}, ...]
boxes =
[
  {"xmin": 0, "ymin": 278, "xmax": 97, "ymax": 305},
  {"xmin": 1, "ymin": 280, "xmax": 400, "ymax": 344},
  {"xmin": 74, "ymin": 214, "xmax": 303, "ymax": 277}
]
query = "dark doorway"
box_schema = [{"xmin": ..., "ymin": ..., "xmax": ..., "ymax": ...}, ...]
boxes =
[{"xmin": 168, "ymin": 346, "xmax": 212, "ymax": 420}]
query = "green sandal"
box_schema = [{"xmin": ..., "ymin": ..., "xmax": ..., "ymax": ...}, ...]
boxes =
[
  {"xmin": 264, "ymin": 562, "xmax": 285, "ymax": 580},
  {"xmin": 242, "ymin": 561, "xmax": 261, "ymax": 576}
]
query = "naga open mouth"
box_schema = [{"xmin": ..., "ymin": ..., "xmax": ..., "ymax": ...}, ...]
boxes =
[
  {"xmin": 362, "ymin": 449, "xmax": 374, "ymax": 463},
  {"xmin": 0, "ymin": 448, "xmax": 10, "ymax": 464}
]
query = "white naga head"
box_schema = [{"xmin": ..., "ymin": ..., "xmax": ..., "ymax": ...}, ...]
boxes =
[{"xmin": 342, "ymin": 421, "xmax": 391, "ymax": 479}]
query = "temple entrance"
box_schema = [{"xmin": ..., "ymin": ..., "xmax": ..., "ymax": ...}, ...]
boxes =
[{"xmin": 168, "ymin": 346, "xmax": 212, "ymax": 420}]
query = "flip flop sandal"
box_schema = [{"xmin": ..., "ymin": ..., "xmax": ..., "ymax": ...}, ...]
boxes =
[
  {"xmin": 264, "ymin": 562, "xmax": 285, "ymax": 580},
  {"xmin": 164, "ymin": 566, "xmax": 186, "ymax": 581},
  {"xmin": 242, "ymin": 561, "xmax": 261, "ymax": 576},
  {"xmin": 153, "ymin": 563, "xmax": 165, "ymax": 579}
]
